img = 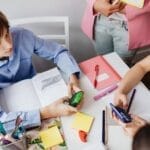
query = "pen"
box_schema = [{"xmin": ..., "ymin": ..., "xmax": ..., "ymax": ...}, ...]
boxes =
[
  {"xmin": 12, "ymin": 114, "xmax": 23, "ymax": 139},
  {"xmin": 102, "ymin": 110, "xmax": 105, "ymax": 145},
  {"xmin": 94, "ymin": 84, "xmax": 118, "ymax": 101},
  {"xmin": 126, "ymin": 89, "xmax": 136, "ymax": 113},
  {"xmin": 94, "ymin": 64, "xmax": 99, "ymax": 88}
]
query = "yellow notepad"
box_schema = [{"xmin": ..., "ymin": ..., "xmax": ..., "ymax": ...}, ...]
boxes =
[
  {"xmin": 121, "ymin": 0, "xmax": 144, "ymax": 8},
  {"xmin": 39, "ymin": 125, "xmax": 63, "ymax": 149},
  {"xmin": 72, "ymin": 112, "xmax": 94, "ymax": 132}
]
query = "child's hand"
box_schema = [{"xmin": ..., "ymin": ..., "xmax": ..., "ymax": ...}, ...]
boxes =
[
  {"xmin": 114, "ymin": 91, "xmax": 128, "ymax": 110},
  {"xmin": 94, "ymin": 0, "xmax": 126, "ymax": 16},
  {"xmin": 68, "ymin": 73, "xmax": 82, "ymax": 97},
  {"xmin": 68, "ymin": 74, "xmax": 84, "ymax": 109},
  {"xmin": 113, "ymin": 114, "xmax": 147, "ymax": 137},
  {"xmin": 40, "ymin": 97, "xmax": 77, "ymax": 119}
]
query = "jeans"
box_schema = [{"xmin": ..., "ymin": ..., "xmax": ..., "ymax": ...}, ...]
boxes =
[{"xmin": 94, "ymin": 15, "xmax": 136, "ymax": 64}]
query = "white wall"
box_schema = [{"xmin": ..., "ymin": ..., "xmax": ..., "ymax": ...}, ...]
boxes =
[{"xmin": 0, "ymin": 0, "xmax": 96, "ymax": 65}]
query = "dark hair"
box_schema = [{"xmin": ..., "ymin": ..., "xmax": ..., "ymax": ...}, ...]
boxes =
[
  {"xmin": 0, "ymin": 11, "xmax": 9, "ymax": 38},
  {"xmin": 132, "ymin": 124, "xmax": 150, "ymax": 150}
]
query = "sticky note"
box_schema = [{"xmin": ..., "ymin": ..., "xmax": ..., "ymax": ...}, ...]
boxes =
[
  {"xmin": 72, "ymin": 112, "xmax": 94, "ymax": 132},
  {"xmin": 39, "ymin": 125, "xmax": 63, "ymax": 149}
]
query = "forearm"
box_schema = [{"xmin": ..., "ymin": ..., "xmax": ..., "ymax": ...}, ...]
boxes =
[
  {"xmin": 118, "ymin": 60, "xmax": 149, "ymax": 94},
  {"xmin": 69, "ymin": 74, "xmax": 80, "ymax": 86},
  {"xmin": 40, "ymin": 106, "xmax": 53, "ymax": 120}
]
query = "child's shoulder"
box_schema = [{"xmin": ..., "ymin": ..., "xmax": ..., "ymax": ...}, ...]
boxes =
[{"xmin": 10, "ymin": 27, "xmax": 33, "ymax": 36}]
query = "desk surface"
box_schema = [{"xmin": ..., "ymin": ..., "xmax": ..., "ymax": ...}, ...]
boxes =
[{"xmin": 61, "ymin": 52, "xmax": 150, "ymax": 150}]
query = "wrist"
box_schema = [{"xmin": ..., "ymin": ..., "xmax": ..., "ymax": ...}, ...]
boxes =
[
  {"xmin": 40, "ymin": 105, "xmax": 55, "ymax": 120},
  {"xmin": 69, "ymin": 74, "xmax": 79, "ymax": 86}
]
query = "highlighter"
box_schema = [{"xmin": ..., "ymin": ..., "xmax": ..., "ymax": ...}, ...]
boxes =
[{"xmin": 69, "ymin": 91, "xmax": 84, "ymax": 107}]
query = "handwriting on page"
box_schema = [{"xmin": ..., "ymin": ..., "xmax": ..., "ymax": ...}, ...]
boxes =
[{"xmin": 41, "ymin": 75, "xmax": 62, "ymax": 90}]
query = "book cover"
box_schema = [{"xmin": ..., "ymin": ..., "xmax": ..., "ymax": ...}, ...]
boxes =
[
  {"xmin": 121, "ymin": 0, "xmax": 144, "ymax": 8},
  {"xmin": 79, "ymin": 56, "xmax": 121, "ymax": 90}
]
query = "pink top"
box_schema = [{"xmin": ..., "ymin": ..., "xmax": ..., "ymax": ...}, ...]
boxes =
[{"xmin": 81, "ymin": 0, "xmax": 150, "ymax": 50}]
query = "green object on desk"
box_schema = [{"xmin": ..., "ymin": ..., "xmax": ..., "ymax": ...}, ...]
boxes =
[
  {"xmin": 59, "ymin": 141, "xmax": 66, "ymax": 146},
  {"xmin": 29, "ymin": 138, "xmax": 45, "ymax": 150},
  {"xmin": 0, "ymin": 122, "xmax": 6, "ymax": 135},
  {"xmin": 69, "ymin": 91, "xmax": 84, "ymax": 107}
]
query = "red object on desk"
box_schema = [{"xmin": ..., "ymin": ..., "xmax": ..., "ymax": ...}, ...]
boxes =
[
  {"xmin": 94, "ymin": 65, "xmax": 99, "ymax": 88},
  {"xmin": 79, "ymin": 130, "xmax": 87, "ymax": 142},
  {"xmin": 79, "ymin": 56, "xmax": 121, "ymax": 90}
]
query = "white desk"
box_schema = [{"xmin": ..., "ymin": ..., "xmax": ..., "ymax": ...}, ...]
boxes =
[{"xmin": 61, "ymin": 52, "xmax": 150, "ymax": 150}]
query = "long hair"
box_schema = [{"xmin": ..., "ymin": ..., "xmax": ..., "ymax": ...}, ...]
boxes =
[{"xmin": 132, "ymin": 124, "xmax": 150, "ymax": 150}]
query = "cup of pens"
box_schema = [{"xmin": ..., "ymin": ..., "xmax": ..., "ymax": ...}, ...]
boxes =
[{"xmin": 0, "ymin": 114, "xmax": 27, "ymax": 149}]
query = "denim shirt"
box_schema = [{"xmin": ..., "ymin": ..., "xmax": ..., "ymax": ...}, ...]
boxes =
[{"xmin": 0, "ymin": 27, "xmax": 80, "ymax": 88}]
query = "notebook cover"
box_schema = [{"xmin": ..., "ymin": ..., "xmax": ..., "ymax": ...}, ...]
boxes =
[{"xmin": 79, "ymin": 56, "xmax": 121, "ymax": 90}]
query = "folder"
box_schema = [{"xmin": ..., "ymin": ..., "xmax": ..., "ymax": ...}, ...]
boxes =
[
  {"xmin": 72, "ymin": 112, "xmax": 94, "ymax": 133},
  {"xmin": 79, "ymin": 56, "xmax": 121, "ymax": 90},
  {"xmin": 39, "ymin": 125, "xmax": 63, "ymax": 149}
]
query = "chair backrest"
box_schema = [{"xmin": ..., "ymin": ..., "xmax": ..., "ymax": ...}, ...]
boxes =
[
  {"xmin": 10, "ymin": 16, "xmax": 69, "ymax": 49},
  {"xmin": 10, "ymin": 16, "xmax": 69, "ymax": 72}
]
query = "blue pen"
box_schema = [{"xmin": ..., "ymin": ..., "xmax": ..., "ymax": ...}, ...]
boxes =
[
  {"xmin": 102, "ymin": 110, "xmax": 105, "ymax": 145},
  {"xmin": 126, "ymin": 89, "xmax": 136, "ymax": 113}
]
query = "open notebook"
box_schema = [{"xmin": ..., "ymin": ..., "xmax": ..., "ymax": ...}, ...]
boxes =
[{"xmin": 0, "ymin": 67, "xmax": 68, "ymax": 112}]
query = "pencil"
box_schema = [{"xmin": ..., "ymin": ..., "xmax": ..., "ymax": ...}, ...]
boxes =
[
  {"xmin": 102, "ymin": 110, "xmax": 105, "ymax": 145},
  {"xmin": 126, "ymin": 89, "xmax": 136, "ymax": 113}
]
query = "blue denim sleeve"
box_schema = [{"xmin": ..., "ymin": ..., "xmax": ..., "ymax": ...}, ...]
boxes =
[{"xmin": 32, "ymin": 33, "xmax": 80, "ymax": 79}]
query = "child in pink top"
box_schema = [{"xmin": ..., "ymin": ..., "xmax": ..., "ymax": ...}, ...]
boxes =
[{"xmin": 82, "ymin": 0, "xmax": 150, "ymax": 64}]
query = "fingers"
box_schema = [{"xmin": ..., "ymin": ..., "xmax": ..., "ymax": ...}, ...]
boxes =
[
  {"xmin": 67, "ymin": 83, "xmax": 72, "ymax": 98},
  {"xmin": 67, "ymin": 83, "xmax": 82, "ymax": 98},
  {"xmin": 109, "ymin": 2, "xmax": 126, "ymax": 14},
  {"xmin": 76, "ymin": 99, "xmax": 84, "ymax": 110},
  {"xmin": 114, "ymin": 94, "xmax": 128, "ymax": 109},
  {"xmin": 65, "ymin": 105, "xmax": 78, "ymax": 115},
  {"xmin": 131, "ymin": 115, "xmax": 147, "ymax": 125},
  {"xmin": 57, "ymin": 96, "xmax": 70, "ymax": 104},
  {"xmin": 72, "ymin": 85, "xmax": 82, "ymax": 93}
]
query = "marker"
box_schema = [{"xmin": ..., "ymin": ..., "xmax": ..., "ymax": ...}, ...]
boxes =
[
  {"xmin": 94, "ymin": 64, "xmax": 99, "ymax": 88},
  {"xmin": 0, "ymin": 122, "xmax": 6, "ymax": 135},
  {"xmin": 126, "ymin": 89, "xmax": 136, "ymax": 113},
  {"xmin": 94, "ymin": 84, "xmax": 118, "ymax": 101}
]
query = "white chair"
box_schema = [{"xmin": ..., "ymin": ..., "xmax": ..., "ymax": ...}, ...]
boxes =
[
  {"xmin": 10, "ymin": 16, "xmax": 69, "ymax": 49},
  {"xmin": 10, "ymin": 16, "xmax": 69, "ymax": 72}
]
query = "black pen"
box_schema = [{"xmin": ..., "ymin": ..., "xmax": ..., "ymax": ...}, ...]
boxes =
[
  {"xmin": 102, "ymin": 110, "xmax": 105, "ymax": 145},
  {"xmin": 127, "ymin": 89, "xmax": 136, "ymax": 113}
]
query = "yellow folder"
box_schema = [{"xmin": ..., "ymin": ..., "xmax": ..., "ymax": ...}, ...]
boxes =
[
  {"xmin": 39, "ymin": 125, "xmax": 63, "ymax": 149},
  {"xmin": 72, "ymin": 112, "xmax": 94, "ymax": 133},
  {"xmin": 121, "ymin": 0, "xmax": 144, "ymax": 8}
]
